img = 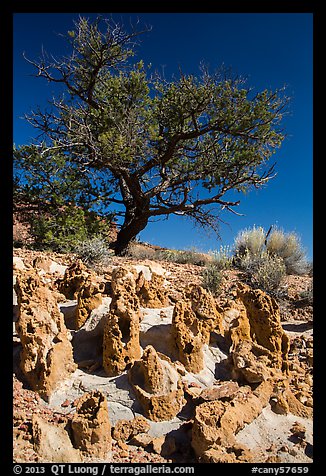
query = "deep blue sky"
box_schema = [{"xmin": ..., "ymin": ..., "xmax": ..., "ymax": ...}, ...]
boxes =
[{"xmin": 13, "ymin": 13, "xmax": 313, "ymax": 259}]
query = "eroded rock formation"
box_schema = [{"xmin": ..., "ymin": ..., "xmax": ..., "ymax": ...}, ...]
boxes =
[
  {"xmin": 229, "ymin": 284, "xmax": 290, "ymax": 383},
  {"xmin": 75, "ymin": 277, "xmax": 104, "ymax": 330},
  {"xmin": 270, "ymin": 380, "xmax": 313, "ymax": 418},
  {"xmin": 172, "ymin": 285, "xmax": 223, "ymax": 372},
  {"xmin": 112, "ymin": 415, "xmax": 150, "ymax": 442},
  {"xmin": 172, "ymin": 300, "xmax": 204, "ymax": 373},
  {"xmin": 202, "ymin": 442, "xmax": 254, "ymax": 463},
  {"xmin": 71, "ymin": 391, "xmax": 112, "ymax": 459},
  {"xmin": 103, "ymin": 267, "xmax": 142, "ymax": 376},
  {"xmin": 191, "ymin": 380, "xmax": 273, "ymax": 460},
  {"xmin": 57, "ymin": 260, "xmax": 89, "ymax": 299},
  {"xmin": 33, "ymin": 256, "xmax": 67, "ymax": 276},
  {"xmin": 32, "ymin": 415, "xmax": 82, "ymax": 463},
  {"xmin": 72, "ymin": 297, "xmax": 111, "ymax": 364},
  {"xmin": 199, "ymin": 381, "xmax": 239, "ymax": 402},
  {"xmin": 15, "ymin": 269, "xmax": 77, "ymax": 401},
  {"xmin": 128, "ymin": 346, "xmax": 185, "ymax": 421},
  {"xmin": 57, "ymin": 260, "xmax": 105, "ymax": 330},
  {"xmin": 186, "ymin": 285, "xmax": 223, "ymax": 342},
  {"xmin": 136, "ymin": 271, "xmax": 170, "ymax": 308}
]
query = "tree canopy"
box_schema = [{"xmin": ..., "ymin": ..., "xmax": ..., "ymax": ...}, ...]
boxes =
[{"xmin": 14, "ymin": 16, "xmax": 289, "ymax": 255}]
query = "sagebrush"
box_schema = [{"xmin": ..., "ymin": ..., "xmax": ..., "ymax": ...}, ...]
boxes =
[
  {"xmin": 234, "ymin": 225, "xmax": 309, "ymax": 276},
  {"xmin": 75, "ymin": 236, "xmax": 111, "ymax": 266}
]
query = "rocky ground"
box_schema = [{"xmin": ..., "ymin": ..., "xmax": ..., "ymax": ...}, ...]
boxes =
[{"xmin": 13, "ymin": 246, "xmax": 313, "ymax": 464}]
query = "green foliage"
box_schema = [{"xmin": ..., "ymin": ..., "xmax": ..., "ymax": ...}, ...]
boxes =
[
  {"xmin": 201, "ymin": 263, "xmax": 223, "ymax": 296},
  {"xmin": 30, "ymin": 206, "xmax": 111, "ymax": 252},
  {"xmin": 13, "ymin": 144, "xmax": 109, "ymax": 212}
]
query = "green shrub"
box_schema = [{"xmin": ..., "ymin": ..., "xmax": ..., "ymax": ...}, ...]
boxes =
[
  {"xmin": 31, "ymin": 207, "xmax": 88, "ymax": 252},
  {"xmin": 30, "ymin": 206, "xmax": 112, "ymax": 253},
  {"xmin": 201, "ymin": 263, "xmax": 223, "ymax": 296}
]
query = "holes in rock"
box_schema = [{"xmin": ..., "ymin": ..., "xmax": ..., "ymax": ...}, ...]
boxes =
[
  {"xmin": 26, "ymin": 323, "xmax": 35, "ymax": 334},
  {"xmin": 184, "ymin": 343, "xmax": 194, "ymax": 354},
  {"xmin": 118, "ymin": 316, "xmax": 131, "ymax": 344}
]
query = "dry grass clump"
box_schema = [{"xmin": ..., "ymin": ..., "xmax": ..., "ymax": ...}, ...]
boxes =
[{"xmin": 127, "ymin": 244, "xmax": 213, "ymax": 267}]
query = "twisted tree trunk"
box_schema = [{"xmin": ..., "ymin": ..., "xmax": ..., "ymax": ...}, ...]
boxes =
[{"xmin": 112, "ymin": 208, "xmax": 149, "ymax": 256}]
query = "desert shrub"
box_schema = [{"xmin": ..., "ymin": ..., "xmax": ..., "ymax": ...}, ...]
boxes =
[
  {"xmin": 209, "ymin": 245, "xmax": 234, "ymax": 270},
  {"xmin": 201, "ymin": 263, "xmax": 223, "ymax": 296},
  {"xmin": 235, "ymin": 247, "xmax": 262, "ymax": 274},
  {"xmin": 125, "ymin": 243, "xmax": 157, "ymax": 260},
  {"xmin": 234, "ymin": 225, "xmax": 309, "ymax": 276},
  {"xmin": 153, "ymin": 249, "xmax": 178, "ymax": 262},
  {"xmin": 250, "ymin": 252, "xmax": 287, "ymax": 294},
  {"xmin": 30, "ymin": 206, "xmax": 112, "ymax": 253},
  {"xmin": 234, "ymin": 225, "xmax": 266, "ymax": 258},
  {"xmin": 266, "ymin": 228, "xmax": 308, "ymax": 275},
  {"xmin": 75, "ymin": 236, "xmax": 112, "ymax": 266},
  {"xmin": 236, "ymin": 248, "xmax": 286, "ymax": 295},
  {"xmin": 299, "ymin": 283, "xmax": 313, "ymax": 305},
  {"xmin": 173, "ymin": 249, "xmax": 211, "ymax": 266}
]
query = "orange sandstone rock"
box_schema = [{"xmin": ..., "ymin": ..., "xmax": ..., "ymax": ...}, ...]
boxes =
[
  {"xmin": 136, "ymin": 271, "xmax": 170, "ymax": 308},
  {"xmin": 171, "ymin": 285, "xmax": 223, "ymax": 373},
  {"xmin": 112, "ymin": 416, "xmax": 150, "ymax": 442},
  {"xmin": 15, "ymin": 269, "xmax": 77, "ymax": 401},
  {"xmin": 191, "ymin": 380, "xmax": 273, "ymax": 458},
  {"xmin": 229, "ymin": 284, "xmax": 290, "ymax": 383},
  {"xmin": 128, "ymin": 346, "xmax": 185, "ymax": 421},
  {"xmin": 103, "ymin": 267, "xmax": 141, "ymax": 376},
  {"xmin": 32, "ymin": 415, "xmax": 82, "ymax": 463},
  {"xmin": 75, "ymin": 277, "xmax": 104, "ymax": 329},
  {"xmin": 71, "ymin": 391, "xmax": 112, "ymax": 458},
  {"xmin": 57, "ymin": 260, "xmax": 88, "ymax": 299}
]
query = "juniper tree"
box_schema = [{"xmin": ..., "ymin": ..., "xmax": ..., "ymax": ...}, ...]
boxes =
[{"xmin": 14, "ymin": 16, "xmax": 289, "ymax": 255}]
